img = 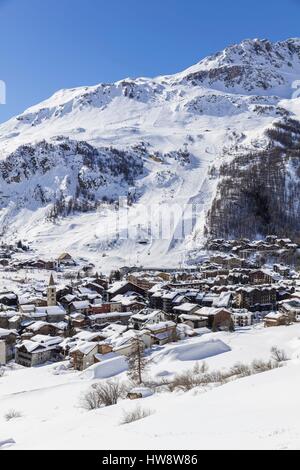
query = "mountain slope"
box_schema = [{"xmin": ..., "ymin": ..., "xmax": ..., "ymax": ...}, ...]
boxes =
[{"xmin": 0, "ymin": 38, "xmax": 300, "ymax": 267}]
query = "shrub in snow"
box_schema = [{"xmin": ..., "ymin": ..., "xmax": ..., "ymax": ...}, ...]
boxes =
[
  {"xmin": 0, "ymin": 367, "xmax": 5, "ymax": 378},
  {"xmin": 81, "ymin": 379, "xmax": 128, "ymax": 410},
  {"xmin": 271, "ymin": 346, "xmax": 289, "ymax": 363},
  {"xmin": 169, "ymin": 370, "xmax": 201, "ymax": 392},
  {"xmin": 120, "ymin": 406, "xmax": 154, "ymax": 425},
  {"xmin": 230, "ymin": 363, "xmax": 252, "ymax": 378},
  {"xmin": 251, "ymin": 359, "xmax": 281, "ymax": 374},
  {"xmin": 4, "ymin": 410, "xmax": 22, "ymax": 421},
  {"xmin": 193, "ymin": 361, "xmax": 209, "ymax": 375}
]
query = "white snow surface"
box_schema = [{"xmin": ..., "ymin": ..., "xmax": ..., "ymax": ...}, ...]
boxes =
[
  {"xmin": 0, "ymin": 38, "xmax": 300, "ymax": 269},
  {"xmin": 2, "ymin": 324, "xmax": 300, "ymax": 449}
]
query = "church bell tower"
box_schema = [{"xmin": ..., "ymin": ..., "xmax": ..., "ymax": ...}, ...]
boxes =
[{"xmin": 47, "ymin": 274, "xmax": 57, "ymax": 307}]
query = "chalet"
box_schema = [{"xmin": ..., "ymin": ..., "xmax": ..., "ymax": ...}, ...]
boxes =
[
  {"xmin": 60, "ymin": 294, "xmax": 80, "ymax": 311},
  {"xmin": 106, "ymin": 281, "xmax": 147, "ymax": 301},
  {"xmin": 236, "ymin": 287, "xmax": 277, "ymax": 311},
  {"xmin": 127, "ymin": 273, "xmax": 162, "ymax": 291},
  {"xmin": 201, "ymin": 293, "xmax": 220, "ymax": 307},
  {"xmin": 57, "ymin": 253, "xmax": 76, "ymax": 266},
  {"xmin": 88, "ymin": 302, "xmax": 122, "ymax": 315},
  {"xmin": 98, "ymin": 323, "xmax": 128, "ymax": 342},
  {"xmin": 24, "ymin": 321, "xmax": 61, "ymax": 338},
  {"xmin": 89, "ymin": 311, "xmax": 133, "ymax": 326},
  {"xmin": 69, "ymin": 300, "xmax": 90, "ymax": 315},
  {"xmin": 19, "ymin": 305, "xmax": 47, "ymax": 322},
  {"xmin": 173, "ymin": 303, "xmax": 199, "ymax": 317},
  {"xmin": 279, "ymin": 299, "xmax": 300, "ymax": 322},
  {"xmin": 195, "ymin": 307, "xmax": 232, "ymax": 330},
  {"xmin": 69, "ymin": 312, "xmax": 86, "ymax": 328},
  {"xmin": 15, "ymin": 335, "xmax": 62, "ymax": 367},
  {"xmin": 0, "ymin": 291, "xmax": 18, "ymax": 308},
  {"xmin": 0, "ymin": 329, "xmax": 18, "ymax": 362},
  {"xmin": 143, "ymin": 321, "xmax": 177, "ymax": 346},
  {"xmin": 179, "ymin": 313, "xmax": 208, "ymax": 329},
  {"xmin": 231, "ymin": 309, "xmax": 253, "ymax": 328},
  {"xmin": 76, "ymin": 287, "xmax": 103, "ymax": 303},
  {"xmin": 45, "ymin": 306, "xmax": 66, "ymax": 323},
  {"xmin": 161, "ymin": 291, "xmax": 185, "ymax": 313},
  {"xmin": 74, "ymin": 330, "xmax": 102, "ymax": 343},
  {"xmin": 110, "ymin": 293, "xmax": 146, "ymax": 313},
  {"xmin": 209, "ymin": 255, "xmax": 243, "ymax": 269},
  {"xmin": 0, "ymin": 310, "xmax": 17, "ymax": 329},
  {"xmin": 130, "ymin": 309, "xmax": 165, "ymax": 331},
  {"xmin": 0, "ymin": 340, "xmax": 6, "ymax": 365},
  {"xmin": 15, "ymin": 259, "xmax": 56, "ymax": 270},
  {"xmin": 112, "ymin": 332, "xmax": 151, "ymax": 356},
  {"xmin": 273, "ymin": 264, "xmax": 291, "ymax": 277},
  {"xmin": 8, "ymin": 314, "xmax": 21, "ymax": 330},
  {"xmin": 149, "ymin": 290, "xmax": 164, "ymax": 310},
  {"xmin": 19, "ymin": 293, "xmax": 48, "ymax": 308},
  {"xmin": 69, "ymin": 341, "xmax": 98, "ymax": 371},
  {"xmin": 264, "ymin": 312, "xmax": 288, "ymax": 328},
  {"xmin": 20, "ymin": 305, "xmax": 66, "ymax": 324},
  {"xmin": 82, "ymin": 282, "xmax": 105, "ymax": 296},
  {"xmin": 215, "ymin": 291, "xmax": 233, "ymax": 308},
  {"xmin": 248, "ymin": 269, "xmax": 275, "ymax": 285}
]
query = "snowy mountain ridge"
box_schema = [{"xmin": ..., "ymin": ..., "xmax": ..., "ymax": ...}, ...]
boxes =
[{"xmin": 0, "ymin": 38, "xmax": 300, "ymax": 267}]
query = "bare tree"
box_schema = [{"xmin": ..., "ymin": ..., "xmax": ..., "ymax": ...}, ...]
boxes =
[
  {"xmin": 127, "ymin": 337, "xmax": 148, "ymax": 385},
  {"xmin": 271, "ymin": 346, "xmax": 289, "ymax": 363}
]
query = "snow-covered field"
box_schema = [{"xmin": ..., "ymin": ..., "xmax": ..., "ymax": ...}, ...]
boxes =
[{"xmin": 2, "ymin": 323, "xmax": 300, "ymax": 450}]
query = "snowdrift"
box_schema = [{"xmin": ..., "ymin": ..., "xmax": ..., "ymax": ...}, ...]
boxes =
[
  {"xmin": 81, "ymin": 355, "xmax": 128, "ymax": 380},
  {"xmin": 152, "ymin": 339, "xmax": 231, "ymax": 363}
]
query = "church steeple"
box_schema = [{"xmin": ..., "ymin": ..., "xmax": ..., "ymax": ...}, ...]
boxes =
[{"xmin": 47, "ymin": 274, "xmax": 57, "ymax": 306}]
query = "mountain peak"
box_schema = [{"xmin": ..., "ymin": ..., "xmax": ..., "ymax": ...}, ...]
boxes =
[{"xmin": 176, "ymin": 37, "xmax": 300, "ymax": 96}]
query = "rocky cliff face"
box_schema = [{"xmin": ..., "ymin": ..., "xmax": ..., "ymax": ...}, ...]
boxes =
[
  {"xmin": 178, "ymin": 38, "xmax": 300, "ymax": 97},
  {"xmin": 0, "ymin": 138, "xmax": 146, "ymax": 219}
]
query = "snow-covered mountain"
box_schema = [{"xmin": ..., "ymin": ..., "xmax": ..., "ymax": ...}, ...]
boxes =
[{"xmin": 1, "ymin": 38, "xmax": 300, "ymax": 267}]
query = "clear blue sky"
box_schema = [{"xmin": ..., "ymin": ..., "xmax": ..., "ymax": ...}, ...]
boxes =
[{"xmin": 0, "ymin": 0, "xmax": 299, "ymax": 122}]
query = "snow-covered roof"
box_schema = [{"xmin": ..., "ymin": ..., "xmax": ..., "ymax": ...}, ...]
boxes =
[
  {"xmin": 107, "ymin": 281, "xmax": 127, "ymax": 294},
  {"xmin": 74, "ymin": 331, "xmax": 100, "ymax": 342},
  {"xmin": 71, "ymin": 301, "xmax": 90, "ymax": 309},
  {"xmin": 173, "ymin": 303, "xmax": 198, "ymax": 312},
  {"xmin": 144, "ymin": 321, "xmax": 176, "ymax": 332},
  {"xmin": 89, "ymin": 312, "xmax": 132, "ymax": 321},
  {"xmin": 100, "ymin": 324, "xmax": 128, "ymax": 339},
  {"xmin": 70, "ymin": 341, "xmax": 98, "ymax": 355},
  {"xmin": 31, "ymin": 335, "xmax": 62, "ymax": 346},
  {"xmin": 131, "ymin": 309, "xmax": 163, "ymax": 322},
  {"xmin": 265, "ymin": 312, "xmax": 285, "ymax": 320},
  {"xmin": 26, "ymin": 321, "xmax": 50, "ymax": 332},
  {"xmin": 0, "ymin": 328, "xmax": 18, "ymax": 338}
]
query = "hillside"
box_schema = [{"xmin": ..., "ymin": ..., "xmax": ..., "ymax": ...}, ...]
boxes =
[
  {"xmin": 1, "ymin": 324, "xmax": 300, "ymax": 450},
  {"xmin": 0, "ymin": 38, "xmax": 300, "ymax": 267}
]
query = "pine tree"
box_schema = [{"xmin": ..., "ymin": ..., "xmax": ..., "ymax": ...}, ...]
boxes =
[
  {"xmin": 64, "ymin": 318, "xmax": 76, "ymax": 338},
  {"xmin": 127, "ymin": 337, "xmax": 148, "ymax": 385},
  {"xmin": 228, "ymin": 319, "xmax": 235, "ymax": 333}
]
